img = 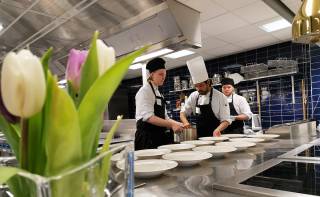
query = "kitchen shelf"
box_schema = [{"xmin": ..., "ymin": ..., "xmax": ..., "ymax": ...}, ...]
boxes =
[
  {"xmin": 169, "ymin": 87, "xmax": 195, "ymax": 93},
  {"xmin": 241, "ymin": 70, "xmax": 298, "ymax": 82},
  {"xmin": 169, "ymin": 83, "xmax": 221, "ymax": 93}
]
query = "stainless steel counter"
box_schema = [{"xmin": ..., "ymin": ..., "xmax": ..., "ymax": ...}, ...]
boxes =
[{"xmin": 131, "ymin": 129, "xmax": 320, "ymax": 197}]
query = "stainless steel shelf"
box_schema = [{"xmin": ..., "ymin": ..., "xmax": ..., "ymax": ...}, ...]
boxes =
[{"xmin": 242, "ymin": 70, "xmax": 298, "ymax": 82}]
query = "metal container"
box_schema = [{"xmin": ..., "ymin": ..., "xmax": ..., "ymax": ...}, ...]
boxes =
[
  {"xmin": 173, "ymin": 76, "xmax": 181, "ymax": 91},
  {"xmin": 181, "ymin": 80, "xmax": 188, "ymax": 90},
  {"xmin": 174, "ymin": 127, "xmax": 197, "ymax": 143},
  {"xmin": 212, "ymin": 73, "xmax": 221, "ymax": 85}
]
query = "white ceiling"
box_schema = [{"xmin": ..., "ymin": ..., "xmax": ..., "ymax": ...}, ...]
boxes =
[{"xmin": 125, "ymin": 0, "xmax": 301, "ymax": 79}]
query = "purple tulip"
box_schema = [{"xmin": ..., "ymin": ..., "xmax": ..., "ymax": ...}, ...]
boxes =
[{"xmin": 66, "ymin": 49, "xmax": 88, "ymax": 93}]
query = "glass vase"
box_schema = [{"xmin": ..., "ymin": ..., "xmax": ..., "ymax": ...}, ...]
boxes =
[{"xmin": 0, "ymin": 143, "xmax": 134, "ymax": 197}]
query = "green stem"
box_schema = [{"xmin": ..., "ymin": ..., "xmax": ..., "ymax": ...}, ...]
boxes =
[{"xmin": 20, "ymin": 118, "xmax": 28, "ymax": 169}]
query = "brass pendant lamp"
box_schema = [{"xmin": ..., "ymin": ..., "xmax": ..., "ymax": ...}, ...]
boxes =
[{"xmin": 292, "ymin": 0, "xmax": 320, "ymax": 43}]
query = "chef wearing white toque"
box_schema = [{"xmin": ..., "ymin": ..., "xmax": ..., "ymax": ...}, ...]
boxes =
[{"xmin": 180, "ymin": 56, "xmax": 231, "ymax": 137}]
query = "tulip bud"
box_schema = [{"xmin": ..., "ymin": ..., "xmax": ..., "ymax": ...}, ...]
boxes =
[
  {"xmin": 1, "ymin": 50, "xmax": 46, "ymax": 118},
  {"xmin": 66, "ymin": 49, "xmax": 88, "ymax": 93},
  {"xmin": 96, "ymin": 39, "xmax": 115, "ymax": 76}
]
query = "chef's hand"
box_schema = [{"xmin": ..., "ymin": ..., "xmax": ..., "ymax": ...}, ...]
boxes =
[
  {"xmin": 213, "ymin": 130, "xmax": 221, "ymax": 137},
  {"xmin": 171, "ymin": 121, "xmax": 184, "ymax": 133},
  {"xmin": 183, "ymin": 122, "xmax": 192, "ymax": 129}
]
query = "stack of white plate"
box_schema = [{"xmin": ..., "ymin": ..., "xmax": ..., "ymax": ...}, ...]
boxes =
[
  {"xmin": 198, "ymin": 136, "xmax": 229, "ymax": 142},
  {"xmin": 180, "ymin": 140, "xmax": 214, "ymax": 146},
  {"xmin": 230, "ymin": 137, "xmax": 265, "ymax": 143},
  {"xmin": 116, "ymin": 159, "xmax": 178, "ymax": 178},
  {"xmin": 193, "ymin": 145, "xmax": 237, "ymax": 158},
  {"xmin": 247, "ymin": 134, "xmax": 280, "ymax": 141},
  {"xmin": 162, "ymin": 151, "xmax": 212, "ymax": 166},
  {"xmin": 158, "ymin": 144, "xmax": 195, "ymax": 152},
  {"xmin": 216, "ymin": 141, "xmax": 256, "ymax": 151},
  {"xmin": 221, "ymin": 134, "xmax": 246, "ymax": 138},
  {"xmin": 135, "ymin": 149, "xmax": 171, "ymax": 160}
]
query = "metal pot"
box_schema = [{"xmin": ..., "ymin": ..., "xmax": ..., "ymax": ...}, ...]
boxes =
[{"xmin": 174, "ymin": 127, "xmax": 197, "ymax": 143}]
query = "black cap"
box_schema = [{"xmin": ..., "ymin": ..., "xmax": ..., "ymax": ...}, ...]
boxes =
[
  {"xmin": 221, "ymin": 78, "xmax": 235, "ymax": 86},
  {"xmin": 146, "ymin": 57, "xmax": 166, "ymax": 72}
]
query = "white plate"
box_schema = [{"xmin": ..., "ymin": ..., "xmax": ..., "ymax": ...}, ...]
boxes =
[
  {"xmin": 162, "ymin": 151, "xmax": 212, "ymax": 166},
  {"xmin": 198, "ymin": 136, "xmax": 229, "ymax": 142},
  {"xmin": 193, "ymin": 145, "xmax": 237, "ymax": 157},
  {"xmin": 135, "ymin": 149, "xmax": 171, "ymax": 160},
  {"xmin": 116, "ymin": 159, "xmax": 178, "ymax": 178},
  {"xmin": 221, "ymin": 134, "xmax": 246, "ymax": 138},
  {"xmin": 247, "ymin": 134, "xmax": 280, "ymax": 141},
  {"xmin": 230, "ymin": 137, "xmax": 265, "ymax": 143},
  {"xmin": 216, "ymin": 141, "xmax": 256, "ymax": 151},
  {"xmin": 180, "ymin": 140, "xmax": 214, "ymax": 146},
  {"xmin": 158, "ymin": 144, "xmax": 195, "ymax": 152}
]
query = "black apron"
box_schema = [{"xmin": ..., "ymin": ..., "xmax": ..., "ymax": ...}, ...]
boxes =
[
  {"xmin": 225, "ymin": 95, "xmax": 244, "ymax": 134},
  {"xmin": 195, "ymin": 89, "xmax": 221, "ymax": 137},
  {"xmin": 134, "ymin": 82, "xmax": 173, "ymax": 150}
]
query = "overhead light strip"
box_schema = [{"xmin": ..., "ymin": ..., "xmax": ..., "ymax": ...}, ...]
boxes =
[{"xmin": 133, "ymin": 48, "xmax": 173, "ymax": 63}]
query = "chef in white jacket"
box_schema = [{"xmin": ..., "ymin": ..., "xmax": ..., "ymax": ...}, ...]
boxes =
[
  {"xmin": 180, "ymin": 56, "xmax": 231, "ymax": 137},
  {"xmin": 221, "ymin": 77, "xmax": 252, "ymax": 134},
  {"xmin": 135, "ymin": 57, "xmax": 183, "ymax": 150}
]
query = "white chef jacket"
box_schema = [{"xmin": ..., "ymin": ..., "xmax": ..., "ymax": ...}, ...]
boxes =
[
  {"xmin": 181, "ymin": 88, "xmax": 232, "ymax": 124},
  {"xmin": 135, "ymin": 83, "xmax": 169, "ymax": 122},
  {"xmin": 226, "ymin": 93, "xmax": 252, "ymax": 119}
]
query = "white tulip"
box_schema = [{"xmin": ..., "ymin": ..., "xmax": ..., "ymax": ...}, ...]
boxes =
[
  {"xmin": 96, "ymin": 39, "xmax": 115, "ymax": 76},
  {"xmin": 1, "ymin": 50, "xmax": 46, "ymax": 118}
]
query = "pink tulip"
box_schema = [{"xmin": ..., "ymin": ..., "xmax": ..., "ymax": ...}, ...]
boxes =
[{"xmin": 66, "ymin": 49, "xmax": 88, "ymax": 93}]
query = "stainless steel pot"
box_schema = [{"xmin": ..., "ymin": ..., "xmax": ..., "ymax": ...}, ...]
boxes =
[{"xmin": 174, "ymin": 127, "xmax": 197, "ymax": 143}]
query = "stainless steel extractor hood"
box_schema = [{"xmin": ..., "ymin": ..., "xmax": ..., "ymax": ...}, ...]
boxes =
[
  {"xmin": 102, "ymin": 0, "xmax": 202, "ymax": 57},
  {"xmin": 0, "ymin": 0, "xmax": 201, "ymax": 77}
]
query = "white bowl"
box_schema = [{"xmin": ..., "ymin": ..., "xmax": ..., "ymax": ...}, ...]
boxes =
[
  {"xmin": 230, "ymin": 137, "xmax": 265, "ymax": 143},
  {"xmin": 216, "ymin": 141, "xmax": 256, "ymax": 151},
  {"xmin": 198, "ymin": 136, "xmax": 229, "ymax": 142},
  {"xmin": 221, "ymin": 134, "xmax": 246, "ymax": 138},
  {"xmin": 193, "ymin": 145, "xmax": 237, "ymax": 158},
  {"xmin": 116, "ymin": 159, "xmax": 178, "ymax": 178},
  {"xmin": 162, "ymin": 151, "xmax": 212, "ymax": 166},
  {"xmin": 134, "ymin": 149, "xmax": 171, "ymax": 160},
  {"xmin": 247, "ymin": 134, "xmax": 280, "ymax": 141},
  {"xmin": 158, "ymin": 144, "xmax": 195, "ymax": 152},
  {"xmin": 180, "ymin": 140, "xmax": 214, "ymax": 146}
]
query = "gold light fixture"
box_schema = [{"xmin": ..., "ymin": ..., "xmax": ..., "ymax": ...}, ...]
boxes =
[{"xmin": 292, "ymin": 0, "xmax": 320, "ymax": 43}]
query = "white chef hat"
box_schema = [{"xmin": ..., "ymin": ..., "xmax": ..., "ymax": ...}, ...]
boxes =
[{"xmin": 186, "ymin": 56, "xmax": 209, "ymax": 84}]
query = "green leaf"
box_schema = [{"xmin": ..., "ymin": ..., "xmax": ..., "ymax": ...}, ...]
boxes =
[
  {"xmin": 100, "ymin": 116, "xmax": 122, "ymax": 154},
  {"xmin": 0, "ymin": 115, "xmax": 20, "ymax": 160},
  {"xmin": 0, "ymin": 167, "xmax": 22, "ymax": 184},
  {"xmin": 43, "ymin": 73, "xmax": 82, "ymax": 176},
  {"xmin": 78, "ymin": 46, "xmax": 147, "ymax": 160},
  {"xmin": 78, "ymin": 31, "xmax": 99, "ymax": 106},
  {"xmin": 41, "ymin": 47, "xmax": 53, "ymax": 79},
  {"xmin": 27, "ymin": 111, "xmax": 46, "ymax": 174},
  {"xmin": 99, "ymin": 117, "xmax": 122, "ymax": 189}
]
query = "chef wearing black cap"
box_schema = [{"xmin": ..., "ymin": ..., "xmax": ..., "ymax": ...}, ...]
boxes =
[
  {"xmin": 135, "ymin": 57, "xmax": 184, "ymax": 150},
  {"xmin": 221, "ymin": 78, "xmax": 252, "ymax": 134}
]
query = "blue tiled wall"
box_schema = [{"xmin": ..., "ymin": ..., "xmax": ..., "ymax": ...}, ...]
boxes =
[
  {"xmin": 123, "ymin": 41, "xmax": 311, "ymax": 129},
  {"xmin": 310, "ymin": 45, "xmax": 320, "ymax": 122}
]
